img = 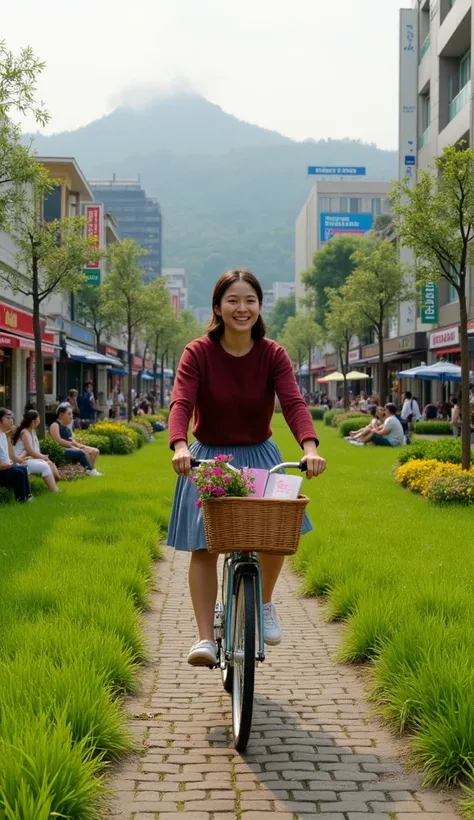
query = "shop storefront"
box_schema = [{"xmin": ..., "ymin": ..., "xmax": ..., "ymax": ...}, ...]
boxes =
[
  {"xmin": 0, "ymin": 301, "xmax": 57, "ymax": 418},
  {"xmin": 357, "ymin": 332, "xmax": 427, "ymax": 403},
  {"xmin": 427, "ymin": 325, "xmax": 461, "ymax": 403}
]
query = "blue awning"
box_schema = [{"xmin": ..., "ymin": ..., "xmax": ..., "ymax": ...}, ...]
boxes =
[{"xmin": 109, "ymin": 367, "xmax": 128, "ymax": 376}]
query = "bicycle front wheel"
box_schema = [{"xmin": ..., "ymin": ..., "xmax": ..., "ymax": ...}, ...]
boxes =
[{"xmin": 232, "ymin": 572, "xmax": 256, "ymax": 752}]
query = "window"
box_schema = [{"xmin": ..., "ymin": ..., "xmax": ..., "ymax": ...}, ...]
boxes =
[
  {"xmin": 349, "ymin": 198, "xmax": 361, "ymax": 213},
  {"xmin": 460, "ymin": 50, "xmax": 471, "ymax": 89},
  {"xmin": 371, "ymin": 198, "xmax": 381, "ymax": 216},
  {"xmin": 320, "ymin": 197, "xmax": 332, "ymax": 212},
  {"xmin": 422, "ymin": 95, "xmax": 431, "ymax": 131},
  {"xmin": 339, "ymin": 197, "xmax": 348, "ymax": 212}
]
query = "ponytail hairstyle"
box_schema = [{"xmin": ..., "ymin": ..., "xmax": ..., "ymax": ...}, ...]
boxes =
[{"xmin": 12, "ymin": 410, "xmax": 39, "ymax": 445}]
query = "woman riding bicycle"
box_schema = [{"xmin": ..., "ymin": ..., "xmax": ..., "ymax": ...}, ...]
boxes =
[{"xmin": 168, "ymin": 269, "xmax": 326, "ymax": 666}]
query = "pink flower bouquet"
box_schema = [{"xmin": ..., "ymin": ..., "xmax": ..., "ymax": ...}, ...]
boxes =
[{"xmin": 189, "ymin": 454, "xmax": 255, "ymax": 508}]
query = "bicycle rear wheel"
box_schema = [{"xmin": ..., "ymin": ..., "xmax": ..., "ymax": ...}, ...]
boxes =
[{"xmin": 232, "ymin": 572, "xmax": 256, "ymax": 752}]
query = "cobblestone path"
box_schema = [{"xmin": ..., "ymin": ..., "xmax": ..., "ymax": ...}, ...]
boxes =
[{"xmin": 105, "ymin": 547, "xmax": 460, "ymax": 820}]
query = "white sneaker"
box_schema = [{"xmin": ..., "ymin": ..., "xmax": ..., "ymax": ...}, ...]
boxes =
[
  {"xmin": 187, "ymin": 639, "xmax": 217, "ymax": 667},
  {"xmin": 263, "ymin": 602, "xmax": 282, "ymax": 646},
  {"xmin": 348, "ymin": 440, "xmax": 365, "ymax": 447},
  {"xmin": 86, "ymin": 469, "xmax": 103, "ymax": 476}
]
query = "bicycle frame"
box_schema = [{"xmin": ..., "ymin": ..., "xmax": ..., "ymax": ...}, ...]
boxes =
[{"xmin": 223, "ymin": 552, "xmax": 265, "ymax": 664}]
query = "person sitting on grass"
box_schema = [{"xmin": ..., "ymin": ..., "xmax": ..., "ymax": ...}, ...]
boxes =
[
  {"xmin": 49, "ymin": 403, "xmax": 103, "ymax": 476},
  {"xmin": 348, "ymin": 403, "xmax": 405, "ymax": 447},
  {"xmin": 0, "ymin": 408, "xmax": 32, "ymax": 502},
  {"xmin": 12, "ymin": 410, "xmax": 60, "ymax": 493},
  {"xmin": 346, "ymin": 406, "xmax": 385, "ymax": 442}
]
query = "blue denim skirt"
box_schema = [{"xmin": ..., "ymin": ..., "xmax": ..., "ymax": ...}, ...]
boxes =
[{"xmin": 166, "ymin": 439, "xmax": 313, "ymax": 552}]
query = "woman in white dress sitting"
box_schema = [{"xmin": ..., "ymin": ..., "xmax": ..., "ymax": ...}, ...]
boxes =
[{"xmin": 13, "ymin": 410, "xmax": 60, "ymax": 493}]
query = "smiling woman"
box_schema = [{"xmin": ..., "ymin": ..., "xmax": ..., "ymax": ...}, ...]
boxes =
[{"xmin": 167, "ymin": 268, "xmax": 327, "ymax": 668}]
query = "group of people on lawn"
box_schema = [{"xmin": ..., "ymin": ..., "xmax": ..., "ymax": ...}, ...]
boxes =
[
  {"xmin": 345, "ymin": 391, "xmax": 421, "ymax": 448},
  {"xmin": 0, "ymin": 392, "xmax": 103, "ymax": 504}
]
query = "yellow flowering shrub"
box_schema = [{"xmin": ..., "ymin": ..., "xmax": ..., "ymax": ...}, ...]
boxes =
[
  {"xmin": 395, "ymin": 459, "xmax": 471, "ymax": 497},
  {"xmin": 427, "ymin": 471, "xmax": 474, "ymax": 506}
]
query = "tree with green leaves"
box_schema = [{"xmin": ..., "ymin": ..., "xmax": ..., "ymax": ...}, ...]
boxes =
[
  {"xmin": 0, "ymin": 41, "xmax": 49, "ymax": 228},
  {"xmin": 278, "ymin": 314, "xmax": 321, "ymax": 391},
  {"xmin": 75, "ymin": 284, "xmax": 113, "ymax": 348},
  {"xmin": 344, "ymin": 236, "xmax": 414, "ymax": 405},
  {"xmin": 142, "ymin": 277, "xmax": 175, "ymax": 407},
  {"xmin": 266, "ymin": 294, "xmax": 296, "ymax": 341},
  {"xmin": 392, "ymin": 144, "xmax": 474, "ymax": 470},
  {"xmin": 0, "ymin": 167, "xmax": 99, "ymax": 435},
  {"xmin": 301, "ymin": 235, "xmax": 364, "ymax": 326},
  {"xmin": 102, "ymin": 240, "xmax": 148, "ymax": 420},
  {"xmin": 324, "ymin": 287, "xmax": 362, "ymax": 409}
]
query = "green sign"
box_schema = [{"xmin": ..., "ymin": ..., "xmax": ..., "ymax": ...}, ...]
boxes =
[
  {"xmin": 84, "ymin": 269, "xmax": 101, "ymax": 287},
  {"xmin": 421, "ymin": 281, "xmax": 438, "ymax": 324}
]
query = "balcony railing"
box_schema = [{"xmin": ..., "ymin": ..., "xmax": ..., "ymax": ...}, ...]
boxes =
[
  {"xmin": 419, "ymin": 31, "xmax": 431, "ymax": 62},
  {"xmin": 448, "ymin": 80, "xmax": 471, "ymax": 122},
  {"xmin": 419, "ymin": 127, "xmax": 430, "ymax": 148}
]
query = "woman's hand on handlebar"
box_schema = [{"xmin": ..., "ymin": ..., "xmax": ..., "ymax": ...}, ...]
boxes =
[
  {"xmin": 301, "ymin": 440, "xmax": 326, "ymax": 479},
  {"xmin": 172, "ymin": 441, "xmax": 193, "ymax": 476}
]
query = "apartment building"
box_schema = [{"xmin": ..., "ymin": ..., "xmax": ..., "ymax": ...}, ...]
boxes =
[
  {"xmin": 411, "ymin": 0, "xmax": 474, "ymax": 374},
  {"xmin": 162, "ymin": 268, "xmax": 188, "ymax": 314}
]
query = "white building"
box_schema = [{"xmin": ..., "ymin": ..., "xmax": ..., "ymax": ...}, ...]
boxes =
[
  {"xmin": 263, "ymin": 281, "xmax": 295, "ymax": 316},
  {"xmin": 162, "ymin": 268, "xmax": 188, "ymax": 313},
  {"xmin": 294, "ymin": 180, "xmax": 391, "ymax": 309}
]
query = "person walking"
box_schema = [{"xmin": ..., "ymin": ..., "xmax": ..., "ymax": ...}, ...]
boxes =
[
  {"xmin": 78, "ymin": 382, "xmax": 97, "ymax": 424},
  {"xmin": 168, "ymin": 269, "xmax": 326, "ymax": 667},
  {"xmin": 0, "ymin": 408, "xmax": 32, "ymax": 502}
]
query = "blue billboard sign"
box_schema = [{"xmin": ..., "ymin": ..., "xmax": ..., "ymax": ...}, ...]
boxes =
[
  {"xmin": 308, "ymin": 166, "xmax": 366, "ymax": 176},
  {"xmin": 320, "ymin": 213, "xmax": 373, "ymax": 243}
]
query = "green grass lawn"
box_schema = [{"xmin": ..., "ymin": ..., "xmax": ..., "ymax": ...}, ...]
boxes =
[
  {"xmin": 0, "ymin": 436, "xmax": 172, "ymax": 820},
  {"xmin": 275, "ymin": 414, "xmax": 473, "ymax": 807}
]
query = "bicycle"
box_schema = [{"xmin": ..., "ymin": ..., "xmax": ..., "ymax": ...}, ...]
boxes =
[{"xmin": 190, "ymin": 458, "xmax": 307, "ymax": 752}]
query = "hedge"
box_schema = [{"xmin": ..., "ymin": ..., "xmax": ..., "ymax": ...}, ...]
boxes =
[
  {"xmin": 73, "ymin": 432, "xmax": 112, "ymax": 455},
  {"xmin": 309, "ymin": 408, "xmax": 326, "ymax": 420},
  {"xmin": 324, "ymin": 409, "xmax": 345, "ymax": 426},
  {"xmin": 398, "ymin": 438, "xmax": 473, "ymax": 466},
  {"xmin": 413, "ymin": 421, "xmax": 452, "ymax": 436},
  {"xmin": 38, "ymin": 437, "xmax": 67, "ymax": 466},
  {"xmin": 338, "ymin": 417, "xmax": 370, "ymax": 437}
]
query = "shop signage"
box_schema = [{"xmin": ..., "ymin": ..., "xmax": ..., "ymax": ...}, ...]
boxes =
[
  {"xmin": 0, "ymin": 334, "xmax": 15, "ymax": 346},
  {"xmin": 348, "ymin": 349, "xmax": 360, "ymax": 363},
  {"xmin": 421, "ymin": 282, "xmax": 438, "ymax": 324},
  {"xmin": 0, "ymin": 301, "xmax": 45, "ymax": 338},
  {"xmin": 28, "ymin": 355, "xmax": 36, "ymax": 393},
  {"xmin": 311, "ymin": 358, "xmax": 326, "ymax": 369},
  {"xmin": 399, "ymin": 334, "xmax": 415, "ymax": 351},
  {"xmin": 105, "ymin": 346, "xmax": 119, "ymax": 357},
  {"xmin": 429, "ymin": 325, "xmax": 459, "ymax": 349},
  {"xmin": 83, "ymin": 203, "xmax": 103, "ymax": 286},
  {"xmin": 54, "ymin": 317, "xmax": 95, "ymax": 346}
]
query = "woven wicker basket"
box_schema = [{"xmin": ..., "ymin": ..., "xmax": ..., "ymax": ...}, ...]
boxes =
[{"xmin": 201, "ymin": 495, "xmax": 309, "ymax": 555}]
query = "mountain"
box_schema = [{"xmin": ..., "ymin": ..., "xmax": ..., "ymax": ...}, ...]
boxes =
[
  {"xmin": 29, "ymin": 93, "xmax": 292, "ymax": 160},
  {"xmin": 28, "ymin": 95, "xmax": 398, "ymax": 307}
]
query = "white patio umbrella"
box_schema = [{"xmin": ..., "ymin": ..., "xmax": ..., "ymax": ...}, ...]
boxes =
[
  {"xmin": 324, "ymin": 371, "xmax": 345, "ymax": 382},
  {"xmin": 345, "ymin": 370, "xmax": 370, "ymax": 380}
]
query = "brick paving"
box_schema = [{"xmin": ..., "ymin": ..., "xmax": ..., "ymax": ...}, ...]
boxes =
[{"xmin": 104, "ymin": 547, "xmax": 460, "ymax": 819}]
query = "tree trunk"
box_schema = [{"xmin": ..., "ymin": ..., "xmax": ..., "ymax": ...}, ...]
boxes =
[
  {"xmin": 344, "ymin": 342, "xmax": 350, "ymax": 411},
  {"xmin": 32, "ymin": 284, "xmax": 46, "ymax": 438},
  {"xmin": 127, "ymin": 325, "xmax": 133, "ymax": 421},
  {"xmin": 160, "ymin": 351, "xmax": 166, "ymax": 408},
  {"xmin": 458, "ymin": 280, "xmax": 471, "ymax": 471},
  {"xmin": 377, "ymin": 327, "xmax": 387, "ymax": 405}
]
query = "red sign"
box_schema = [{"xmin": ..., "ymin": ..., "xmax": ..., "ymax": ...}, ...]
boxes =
[
  {"xmin": 105, "ymin": 345, "xmax": 119, "ymax": 356},
  {"xmin": 84, "ymin": 205, "xmax": 101, "ymax": 269},
  {"xmin": 429, "ymin": 325, "xmax": 459, "ymax": 349},
  {"xmin": 0, "ymin": 334, "xmax": 17, "ymax": 347}
]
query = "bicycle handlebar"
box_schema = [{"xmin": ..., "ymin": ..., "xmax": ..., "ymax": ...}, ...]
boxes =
[{"xmin": 190, "ymin": 459, "xmax": 307, "ymax": 474}]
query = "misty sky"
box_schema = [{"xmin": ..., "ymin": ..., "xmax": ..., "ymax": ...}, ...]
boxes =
[{"xmin": 5, "ymin": 0, "xmax": 406, "ymax": 149}]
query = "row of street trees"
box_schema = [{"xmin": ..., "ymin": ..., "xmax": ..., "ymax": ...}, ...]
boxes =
[
  {"xmin": 276, "ymin": 145, "xmax": 474, "ymax": 470},
  {"xmin": 0, "ymin": 43, "xmax": 202, "ymax": 432}
]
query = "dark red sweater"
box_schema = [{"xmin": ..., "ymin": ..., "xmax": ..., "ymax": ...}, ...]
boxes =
[{"xmin": 168, "ymin": 336, "xmax": 317, "ymax": 449}]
